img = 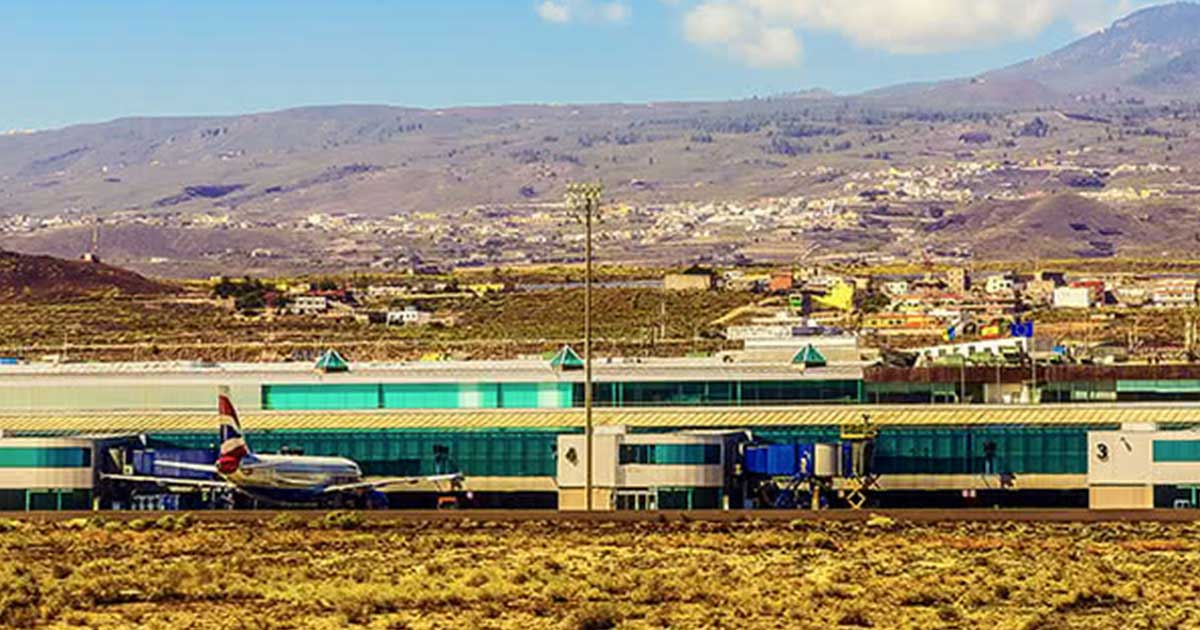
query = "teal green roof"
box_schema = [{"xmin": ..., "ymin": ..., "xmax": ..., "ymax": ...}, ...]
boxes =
[
  {"xmin": 792, "ymin": 344, "xmax": 827, "ymax": 367},
  {"xmin": 314, "ymin": 349, "xmax": 350, "ymax": 373},
  {"xmin": 549, "ymin": 345, "xmax": 584, "ymax": 370}
]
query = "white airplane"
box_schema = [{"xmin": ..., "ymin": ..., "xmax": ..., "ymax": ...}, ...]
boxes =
[{"xmin": 104, "ymin": 388, "xmax": 464, "ymax": 507}]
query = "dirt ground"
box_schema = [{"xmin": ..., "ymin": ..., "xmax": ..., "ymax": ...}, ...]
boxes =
[{"xmin": 2, "ymin": 514, "xmax": 1199, "ymax": 629}]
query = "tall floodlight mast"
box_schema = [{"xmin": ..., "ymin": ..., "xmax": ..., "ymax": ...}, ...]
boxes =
[{"xmin": 566, "ymin": 183, "xmax": 603, "ymax": 511}]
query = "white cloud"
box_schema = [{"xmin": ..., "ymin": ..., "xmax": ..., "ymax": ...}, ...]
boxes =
[
  {"xmin": 536, "ymin": 1, "xmax": 571, "ymax": 23},
  {"xmin": 601, "ymin": 2, "xmax": 631, "ymax": 22},
  {"xmin": 683, "ymin": 0, "xmax": 1163, "ymax": 65},
  {"xmin": 536, "ymin": 0, "xmax": 631, "ymax": 24},
  {"xmin": 684, "ymin": 2, "xmax": 801, "ymax": 67}
]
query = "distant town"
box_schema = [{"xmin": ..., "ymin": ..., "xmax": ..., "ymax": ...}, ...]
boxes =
[
  {"xmin": 105, "ymin": 258, "xmax": 1200, "ymax": 369},
  {"xmin": 3, "ymin": 147, "xmax": 1195, "ymax": 275}
]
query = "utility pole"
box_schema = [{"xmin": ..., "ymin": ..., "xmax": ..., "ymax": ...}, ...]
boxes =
[
  {"xmin": 1187, "ymin": 315, "xmax": 1197, "ymax": 359},
  {"xmin": 960, "ymin": 356, "xmax": 966, "ymax": 405},
  {"xmin": 567, "ymin": 183, "xmax": 602, "ymax": 511},
  {"xmin": 660, "ymin": 298, "xmax": 667, "ymax": 341},
  {"xmin": 1030, "ymin": 333, "xmax": 1037, "ymax": 405},
  {"xmin": 995, "ymin": 359, "xmax": 1001, "ymax": 405}
]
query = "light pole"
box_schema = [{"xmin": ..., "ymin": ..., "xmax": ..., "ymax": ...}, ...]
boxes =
[{"xmin": 566, "ymin": 182, "xmax": 602, "ymax": 511}]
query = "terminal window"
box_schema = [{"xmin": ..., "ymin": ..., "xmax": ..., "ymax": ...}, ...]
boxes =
[
  {"xmin": 1153, "ymin": 440, "xmax": 1200, "ymax": 462},
  {"xmin": 619, "ymin": 444, "xmax": 720, "ymax": 465},
  {"xmin": 0, "ymin": 447, "xmax": 91, "ymax": 468}
]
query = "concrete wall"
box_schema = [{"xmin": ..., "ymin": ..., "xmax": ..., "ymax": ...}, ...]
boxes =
[
  {"xmin": 0, "ymin": 382, "xmax": 261, "ymax": 412},
  {"xmin": 1087, "ymin": 429, "xmax": 1200, "ymax": 509},
  {"xmin": 0, "ymin": 437, "xmax": 97, "ymax": 490},
  {"xmin": 1089, "ymin": 485, "xmax": 1153, "ymax": 510},
  {"xmin": 558, "ymin": 488, "xmax": 614, "ymax": 511},
  {"xmin": 0, "ymin": 469, "xmax": 92, "ymax": 490},
  {"xmin": 1088, "ymin": 429, "xmax": 1200, "ymax": 485},
  {"xmin": 740, "ymin": 336, "xmax": 859, "ymax": 363},
  {"xmin": 556, "ymin": 429, "xmax": 729, "ymax": 510},
  {"xmin": 557, "ymin": 432, "xmax": 620, "ymax": 488},
  {"xmin": 1053, "ymin": 287, "xmax": 1092, "ymax": 309},
  {"xmin": 1088, "ymin": 431, "xmax": 1153, "ymax": 485},
  {"xmin": 618, "ymin": 464, "xmax": 724, "ymax": 488}
]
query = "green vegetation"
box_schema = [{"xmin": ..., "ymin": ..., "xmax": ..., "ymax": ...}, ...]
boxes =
[
  {"xmin": 211, "ymin": 276, "xmax": 289, "ymax": 313},
  {"xmin": 0, "ymin": 516, "xmax": 1198, "ymax": 628}
]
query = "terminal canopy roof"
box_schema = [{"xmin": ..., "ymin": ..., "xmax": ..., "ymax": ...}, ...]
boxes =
[
  {"xmin": 549, "ymin": 345, "xmax": 584, "ymax": 371},
  {"xmin": 314, "ymin": 349, "xmax": 350, "ymax": 373},
  {"xmin": 792, "ymin": 344, "xmax": 827, "ymax": 368}
]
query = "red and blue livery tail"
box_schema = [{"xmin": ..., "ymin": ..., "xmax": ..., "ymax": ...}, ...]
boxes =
[{"xmin": 217, "ymin": 387, "xmax": 253, "ymax": 474}]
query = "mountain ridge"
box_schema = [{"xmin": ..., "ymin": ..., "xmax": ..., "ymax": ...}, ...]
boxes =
[
  {"xmin": 983, "ymin": 1, "xmax": 1200, "ymax": 98},
  {"xmin": 3, "ymin": 3, "xmax": 1200, "ymax": 274}
]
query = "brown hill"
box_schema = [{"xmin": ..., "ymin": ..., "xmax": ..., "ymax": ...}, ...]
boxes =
[
  {"xmin": 862, "ymin": 76, "xmax": 1064, "ymax": 109},
  {"xmin": 927, "ymin": 194, "xmax": 1186, "ymax": 259},
  {"xmin": 0, "ymin": 250, "xmax": 174, "ymax": 300}
]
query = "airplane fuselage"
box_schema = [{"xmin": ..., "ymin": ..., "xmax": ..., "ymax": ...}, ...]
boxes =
[{"xmin": 224, "ymin": 454, "xmax": 363, "ymax": 504}]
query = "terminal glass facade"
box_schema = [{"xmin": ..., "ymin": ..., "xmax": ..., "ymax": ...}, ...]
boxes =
[
  {"xmin": 1117, "ymin": 380, "xmax": 1200, "ymax": 402},
  {"xmin": 25, "ymin": 489, "xmax": 92, "ymax": 510},
  {"xmin": 1153, "ymin": 440, "xmax": 1200, "ymax": 462},
  {"xmin": 19, "ymin": 371, "xmax": 1200, "ymax": 414},
  {"xmin": 1041, "ymin": 380, "xmax": 1117, "ymax": 403},
  {"xmin": 618, "ymin": 444, "xmax": 722, "ymax": 465},
  {"xmin": 656, "ymin": 487, "xmax": 721, "ymax": 509},
  {"xmin": 0, "ymin": 447, "xmax": 91, "ymax": 468},
  {"xmin": 1041, "ymin": 379, "xmax": 1200, "ymax": 403},
  {"xmin": 582, "ymin": 380, "xmax": 861, "ymax": 407},
  {"xmin": 262, "ymin": 383, "xmax": 573, "ymax": 410},
  {"xmin": 755, "ymin": 425, "xmax": 1105, "ymax": 475},
  {"xmin": 874, "ymin": 426, "xmax": 1090, "ymax": 475},
  {"xmin": 146, "ymin": 425, "xmax": 1104, "ymax": 479},
  {"xmin": 261, "ymin": 380, "xmax": 862, "ymax": 410},
  {"xmin": 0, "ymin": 489, "xmax": 91, "ymax": 511},
  {"xmin": 863, "ymin": 382, "xmax": 960, "ymax": 404},
  {"xmin": 150, "ymin": 429, "xmax": 567, "ymax": 477},
  {"xmin": 263, "ymin": 384, "xmax": 380, "ymax": 410}
]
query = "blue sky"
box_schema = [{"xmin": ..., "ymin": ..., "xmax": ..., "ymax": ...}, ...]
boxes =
[{"xmin": 0, "ymin": 0, "xmax": 1169, "ymax": 130}]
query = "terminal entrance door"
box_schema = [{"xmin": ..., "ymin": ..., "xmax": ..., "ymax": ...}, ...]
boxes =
[{"xmin": 615, "ymin": 489, "xmax": 656, "ymax": 511}]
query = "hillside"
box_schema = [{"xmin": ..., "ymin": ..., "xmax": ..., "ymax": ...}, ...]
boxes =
[
  {"xmin": 7, "ymin": 6, "xmax": 1200, "ymax": 220},
  {"xmin": 1133, "ymin": 48, "xmax": 1200, "ymax": 90},
  {"xmin": 0, "ymin": 250, "xmax": 173, "ymax": 300},
  {"xmin": 926, "ymin": 194, "xmax": 1198, "ymax": 260},
  {"xmin": 986, "ymin": 1, "xmax": 1200, "ymax": 98},
  {"xmin": 865, "ymin": 2, "xmax": 1200, "ymax": 107},
  {"xmin": 1, "ymin": 4, "xmax": 1200, "ymax": 273},
  {"xmin": 862, "ymin": 76, "xmax": 1065, "ymax": 108}
]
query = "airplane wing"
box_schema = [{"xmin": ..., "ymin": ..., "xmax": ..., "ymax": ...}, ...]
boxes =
[
  {"xmin": 152, "ymin": 460, "xmax": 219, "ymax": 474},
  {"xmin": 101, "ymin": 473, "xmax": 233, "ymax": 489},
  {"xmin": 322, "ymin": 473, "xmax": 464, "ymax": 494}
]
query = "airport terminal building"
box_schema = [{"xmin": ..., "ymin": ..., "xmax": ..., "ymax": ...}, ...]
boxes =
[{"xmin": 3, "ymin": 356, "xmax": 1200, "ymax": 511}]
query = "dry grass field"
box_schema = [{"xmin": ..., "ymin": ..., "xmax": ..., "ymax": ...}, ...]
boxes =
[
  {"xmin": 2, "ymin": 514, "xmax": 1200, "ymax": 629},
  {"xmin": 0, "ymin": 287, "xmax": 752, "ymax": 362}
]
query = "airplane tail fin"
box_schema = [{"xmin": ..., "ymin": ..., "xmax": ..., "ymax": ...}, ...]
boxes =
[{"xmin": 217, "ymin": 387, "xmax": 252, "ymax": 473}]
